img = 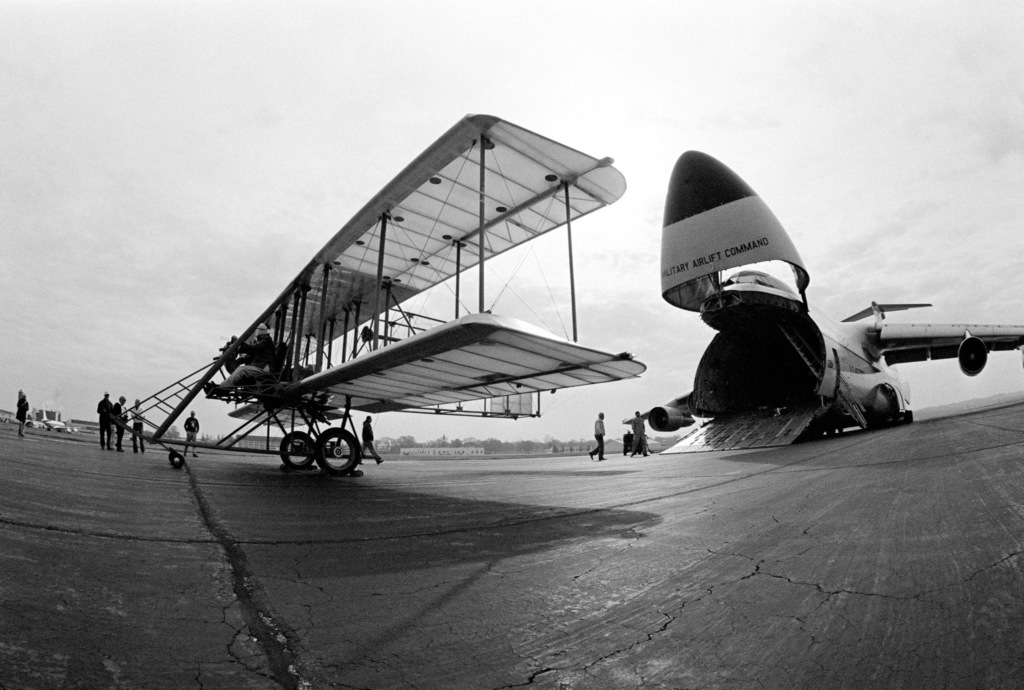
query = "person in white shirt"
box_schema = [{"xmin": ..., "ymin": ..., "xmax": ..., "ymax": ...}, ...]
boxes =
[{"xmin": 588, "ymin": 412, "xmax": 606, "ymax": 461}]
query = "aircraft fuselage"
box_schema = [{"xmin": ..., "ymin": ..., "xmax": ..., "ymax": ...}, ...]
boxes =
[{"xmin": 688, "ymin": 281, "xmax": 908, "ymax": 435}]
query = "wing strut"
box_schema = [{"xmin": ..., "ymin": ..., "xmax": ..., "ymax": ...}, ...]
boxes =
[
  {"xmin": 478, "ymin": 136, "xmax": 489, "ymax": 313},
  {"xmin": 315, "ymin": 264, "xmax": 331, "ymax": 372},
  {"xmin": 350, "ymin": 300, "xmax": 361, "ymax": 360},
  {"xmin": 564, "ymin": 181, "xmax": 578, "ymax": 343},
  {"xmin": 371, "ymin": 214, "xmax": 388, "ymax": 351},
  {"xmin": 455, "ymin": 239, "xmax": 463, "ymax": 319}
]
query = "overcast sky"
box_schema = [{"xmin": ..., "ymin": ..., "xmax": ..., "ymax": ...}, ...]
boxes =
[{"xmin": 2, "ymin": 1, "xmax": 1023, "ymax": 442}]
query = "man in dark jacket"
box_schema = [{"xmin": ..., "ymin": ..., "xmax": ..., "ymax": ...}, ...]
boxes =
[
  {"xmin": 97, "ymin": 392, "xmax": 113, "ymax": 449},
  {"xmin": 112, "ymin": 395, "xmax": 127, "ymax": 452},
  {"xmin": 362, "ymin": 416, "xmax": 383, "ymax": 464}
]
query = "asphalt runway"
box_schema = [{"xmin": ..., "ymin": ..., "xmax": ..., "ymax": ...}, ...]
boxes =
[{"xmin": 3, "ymin": 402, "xmax": 1024, "ymax": 689}]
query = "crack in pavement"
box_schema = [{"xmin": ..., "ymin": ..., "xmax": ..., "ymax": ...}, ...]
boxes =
[{"xmin": 181, "ymin": 460, "xmax": 313, "ymax": 690}]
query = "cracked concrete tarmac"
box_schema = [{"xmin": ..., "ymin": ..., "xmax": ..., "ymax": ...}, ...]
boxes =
[{"xmin": 3, "ymin": 401, "xmax": 1024, "ymax": 688}]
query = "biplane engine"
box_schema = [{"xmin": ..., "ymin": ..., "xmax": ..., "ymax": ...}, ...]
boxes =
[
  {"xmin": 648, "ymin": 394, "xmax": 695, "ymax": 432},
  {"xmin": 958, "ymin": 333, "xmax": 988, "ymax": 377}
]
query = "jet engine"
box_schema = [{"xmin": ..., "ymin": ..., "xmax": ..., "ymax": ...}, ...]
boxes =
[
  {"xmin": 958, "ymin": 334, "xmax": 988, "ymax": 377},
  {"xmin": 648, "ymin": 394, "xmax": 695, "ymax": 432}
]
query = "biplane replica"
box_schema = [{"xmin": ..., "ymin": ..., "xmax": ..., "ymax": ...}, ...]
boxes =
[{"xmin": 131, "ymin": 115, "xmax": 646, "ymax": 474}]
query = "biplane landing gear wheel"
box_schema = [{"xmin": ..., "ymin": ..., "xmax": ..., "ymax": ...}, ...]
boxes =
[
  {"xmin": 314, "ymin": 428, "xmax": 361, "ymax": 476},
  {"xmin": 168, "ymin": 450, "xmax": 185, "ymax": 469},
  {"xmin": 279, "ymin": 431, "xmax": 316, "ymax": 470}
]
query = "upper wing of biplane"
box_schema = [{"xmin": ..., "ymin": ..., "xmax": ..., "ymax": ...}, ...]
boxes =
[{"xmin": 243, "ymin": 114, "xmax": 626, "ymax": 354}]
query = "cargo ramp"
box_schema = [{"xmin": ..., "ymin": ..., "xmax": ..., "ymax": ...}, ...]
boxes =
[{"xmin": 661, "ymin": 402, "xmax": 823, "ymax": 454}]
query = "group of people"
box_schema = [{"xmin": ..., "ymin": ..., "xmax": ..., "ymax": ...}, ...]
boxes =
[
  {"xmin": 588, "ymin": 410, "xmax": 650, "ymax": 461},
  {"xmin": 96, "ymin": 392, "xmax": 149, "ymax": 453}
]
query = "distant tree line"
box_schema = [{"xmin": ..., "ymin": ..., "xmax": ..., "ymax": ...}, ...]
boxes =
[{"xmin": 378, "ymin": 433, "xmax": 683, "ymax": 455}]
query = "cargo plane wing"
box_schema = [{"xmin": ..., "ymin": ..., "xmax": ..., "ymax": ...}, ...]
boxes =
[
  {"xmin": 641, "ymin": 151, "xmax": 1024, "ymax": 452},
  {"xmin": 133, "ymin": 115, "xmax": 645, "ymax": 473}
]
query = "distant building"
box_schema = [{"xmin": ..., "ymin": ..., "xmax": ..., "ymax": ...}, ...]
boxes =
[
  {"xmin": 33, "ymin": 408, "xmax": 62, "ymax": 422},
  {"xmin": 400, "ymin": 446, "xmax": 485, "ymax": 457}
]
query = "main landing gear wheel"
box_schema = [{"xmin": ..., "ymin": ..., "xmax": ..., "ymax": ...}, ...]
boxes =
[
  {"xmin": 314, "ymin": 428, "xmax": 361, "ymax": 476},
  {"xmin": 279, "ymin": 431, "xmax": 316, "ymax": 470},
  {"xmin": 168, "ymin": 450, "xmax": 185, "ymax": 469}
]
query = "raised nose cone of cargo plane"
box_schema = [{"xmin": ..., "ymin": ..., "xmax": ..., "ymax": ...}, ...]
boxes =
[
  {"xmin": 663, "ymin": 151, "xmax": 758, "ymax": 227},
  {"xmin": 660, "ymin": 150, "xmax": 809, "ymax": 312}
]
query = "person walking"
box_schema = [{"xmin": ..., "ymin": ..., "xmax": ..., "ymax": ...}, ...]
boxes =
[
  {"xmin": 16, "ymin": 390, "xmax": 29, "ymax": 438},
  {"xmin": 629, "ymin": 411, "xmax": 649, "ymax": 457},
  {"xmin": 97, "ymin": 392, "xmax": 114, "ymax": 449},
  {"xmin": 588, "ymin": 412, "xmax": 606, "ymax": 461},
  {"xmin": 183, "ymin": 411, "xmax": 199, "ymax": 457},
  {"xmin": 361, "ymin": 416, "xmax": 383, "ymax": 464},
  {"xmin": 131, "ymin": 399, "xmax": 146, "ymax": 454}
]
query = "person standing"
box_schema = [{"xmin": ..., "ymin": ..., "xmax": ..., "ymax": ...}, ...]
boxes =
[
  {"xmin": 97, "ymin": 392, "xmax": 114, "ymax": 449},
  {"xmin": 16, "ymin": 390, "xmax": 29, "ymax": 438},
  {"xmin": 588, "ymin": 412, "xmax": 606, "ymax": 461},
  {"xmin": 183, "ymin": 411, "xmax": 199, "ymax": 457},
  {"xmin": 112, "ymin": 396, "xmax": 127, "ymax": 452},
  {"xmin": 362, "ymin": 416, "xmax": 383, "ymax": 464},
  {"xmin": 131, "ymin": 399, "xmax": 146, "ymax": 454},
  {"xmin": 630, "ymin": 411, "xmax": 649, "ymax": 457}
]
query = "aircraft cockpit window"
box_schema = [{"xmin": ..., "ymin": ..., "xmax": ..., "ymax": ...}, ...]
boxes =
[{"xmin": 723, "ymin": 270, "xmax": 795, "ymax": 294}]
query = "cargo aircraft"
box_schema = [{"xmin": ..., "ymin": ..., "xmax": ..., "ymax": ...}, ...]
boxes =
[
  {"xmin": 131, "ymin": 115, "xmax": 645, "ymax": 472},
  {"xmin": 641, "ymin": 151, "xmax": 1024, "ymax": 453}
]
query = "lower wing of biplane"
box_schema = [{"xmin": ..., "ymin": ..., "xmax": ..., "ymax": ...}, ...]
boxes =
[
  {"xmin": 281, "ymin": 312, "xmax": 643, "ymax": 414},
  {"xmin": 131, "ymin": 114, "xmax": 645, "ymax": 475}
]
